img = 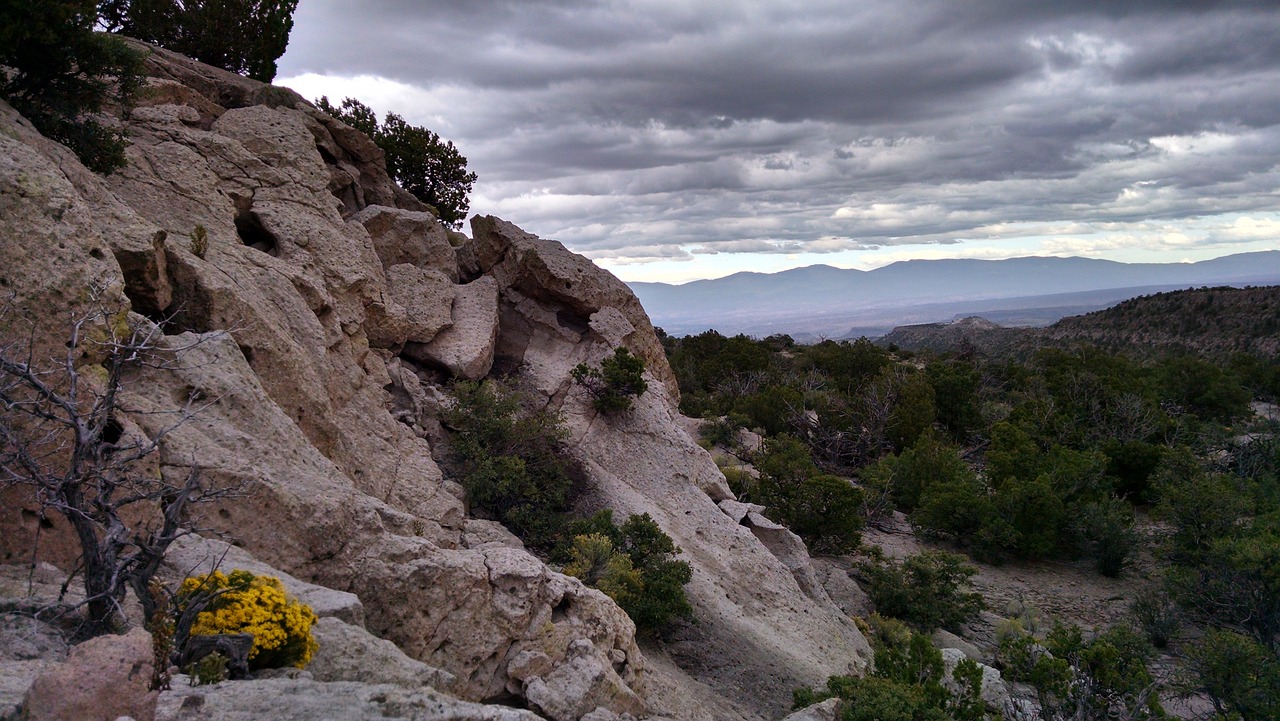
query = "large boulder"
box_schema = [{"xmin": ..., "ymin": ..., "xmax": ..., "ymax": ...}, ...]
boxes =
[
  {"xmin": 21, "ymin": 627, "xmax": 157, "ymax": 721},
  {"xmin": 155, "ymin": 677, "xmax": 543, "ymax": 721},
  {"xmin": 308, "ymin": 617, "xmax": 456, "ymax": 691},
  {"xmin": 0, "ymin": 58, "xmax": 648, "ymax": 718},
  {"xmin": 351, "ymin": 204, "xmax": 458, "ymax": 280},
  {"xmin": 465, "ymin": 216, "xmax": 678, "ymax": 399},
  {"xmin": 405, "ymin": 276, "xmax": 500, "ymax": 380}
]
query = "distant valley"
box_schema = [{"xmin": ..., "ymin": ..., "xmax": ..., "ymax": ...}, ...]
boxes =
[{"xmin": 628, "ymin": 251, "xmax": 1280, "ymax": 339}]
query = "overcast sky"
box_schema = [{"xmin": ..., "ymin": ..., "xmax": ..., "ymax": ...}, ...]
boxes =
[{"xmin": 276, "ymin": 1, "xmax": 1280, "ymax": 283}]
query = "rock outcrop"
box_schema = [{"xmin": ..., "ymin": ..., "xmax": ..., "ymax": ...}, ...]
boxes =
[
  {"xmin": 21, "ymin": 627, "xmax": 158, "ymax": 721},
  {"xmin": 0, "ymin": 39, "xmax": 870, "ymax": 720}
]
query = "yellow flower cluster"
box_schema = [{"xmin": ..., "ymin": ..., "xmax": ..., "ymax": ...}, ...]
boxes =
[{"xmin": 180, "ymin": 570, "xmax": 318, "ymax": 669}]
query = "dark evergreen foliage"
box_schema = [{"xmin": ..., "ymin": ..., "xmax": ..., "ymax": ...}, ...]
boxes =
[
  {"xmin": 98, "ymin": 0, "xmax": 297, "ymax": 82},
  {"xmin": 317, "ymin": 96, "xmax": 477, "ymax": 228},
  {"xmin": 1, "ymin": 0, "xmax": 144, "ymax": 172}
]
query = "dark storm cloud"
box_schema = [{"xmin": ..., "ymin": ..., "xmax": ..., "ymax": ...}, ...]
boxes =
[{"xmin": 278, "ymin": 0, "xmax": 1280, "ymax": 265}]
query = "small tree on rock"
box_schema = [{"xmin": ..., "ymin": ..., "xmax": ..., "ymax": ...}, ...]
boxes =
[
  {"xmin": 316, "ymin": 96, "xmax": 478, "ymax": 228},
  {"xmin": 572, "ymin": 347, "xmax": 648, "ymax": 415},
  {"xmin": 0, "ymin": 290, "xmax": 236, "ymax": 637}
]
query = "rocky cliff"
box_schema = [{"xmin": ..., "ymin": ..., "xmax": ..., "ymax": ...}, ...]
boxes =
[{"xmin": 0, "ymin": 42, "xmax": 870, "ymax": 721}]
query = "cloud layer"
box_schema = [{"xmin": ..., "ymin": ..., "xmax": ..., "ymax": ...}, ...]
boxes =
[{"xmin": 277, "ymin": 1, "xmax": 1280, "ymax": 278}]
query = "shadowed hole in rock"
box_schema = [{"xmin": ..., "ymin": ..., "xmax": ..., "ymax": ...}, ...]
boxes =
[
  {"xmin": 237, "ymin": 344, "xmax": 255, "ymax": 366},
  {"xmin": 480, "ymin": 689, "xmax": 527, "ymax": 709},
  {"xmin": 114, "ymin": 240, "xmax": 174, "ymax": 329},
  {"xmin": 20, "ymin": 509, "xmax": 54, "ymax": 530},
  {"xmin": 235, "ymin": 209, "xmax": 279, "ymax": 256},
  {"xmin": 395, "ymin": 352, "xmax": 451, "ymax": 384},
  {"xmin": 551, "ymin": 597, "xmax": 572, "ymax": 623},
  {"xmin": 554, "ymin": 310, "xmax": 589, "ymax": 337},
  {"xmin": 315, "ymin": 143, "xmax": 338, "ymax": 165},
  {"xmin": 102, "ymin": 418, "xmax": 123, "ymax": 445}
]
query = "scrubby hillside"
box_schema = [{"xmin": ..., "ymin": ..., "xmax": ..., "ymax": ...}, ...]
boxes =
[
  {"xmin": 880, "ymin": 285, "xmax": 1280, "ymax": 360},
  {"xmin": 877, "ymin": 316, "xmax": 1025, "ymax": 356},
  {"xmin": 1043, "ymin": 285, "xmax": 1280, "ymax": 358}
]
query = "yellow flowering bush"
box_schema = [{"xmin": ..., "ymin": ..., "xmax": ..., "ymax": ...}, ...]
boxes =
[{"xmin": 179, "ymin": 570, "xmax": 318, "ymax": 670}]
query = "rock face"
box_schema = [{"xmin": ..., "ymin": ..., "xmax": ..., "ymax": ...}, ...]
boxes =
[
  {"xmin": 21, "ymin": 627, "xmax": 158, "ymax": 721},
  {"xmin": 0, "ymin": 39, "xmax": 870, "ymax": 721},
  {"xmin": 155, "ymin": 678, "xmax": 545, "ymax": 721}
]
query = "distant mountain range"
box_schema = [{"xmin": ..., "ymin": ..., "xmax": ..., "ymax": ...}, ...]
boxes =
[{"xmin": 627, "ymin": 251, "xmax": 1280, "ymax": 339}]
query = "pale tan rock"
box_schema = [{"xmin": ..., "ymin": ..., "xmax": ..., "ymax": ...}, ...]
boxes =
[
  {"xmin": 933, "ymin": 628, "xmax": 984, "ymax": 662},
  {"xmin": 467, "ymin": 215, "xmax": 678, "ymax": 398},
  {"xmin": 408, "ymin": 276, "xmax": 500, "ymax": 380},
  {"xmin": 0, "ymin": 44, "xmax": 884, "ymax": 721},
  {"xmin": 717, "ymin": 499, "xmax": 766, "ymax": 525},
  {"xmin": 155, "ymin": 677, "xmax": 543, "ymax": 721},
  {"xmin": 523, "ymin": 639, "xmax": 646, "ymax": 721},
  {"xmin": 309, "ymin": 617, "xmax": 456, "ymax": 691},
  {"xmin": 743, "ymin": 510, "xmax": 835, "ymax": 605},
  {"xmin": 352, "ymin": 204, "xmax": 458, "ymax": 280},
  {"xmin": 781, "ymin": 698, "xmax": 842, "ymax": 721},
  {"xmin": 559, "ymin": 365, "xmax": 871, "ymax": 717},
  {"xmin": 453, "ymin": 218, "xmax": 876, "ymax": 716},
  {"xmin": 0, "ymin": 99, "xmax": 133, "ymax": 568},
  {"xmin": 22, "ymin": 628, "xmax": 157, "ymax": 721},
  {"xmin": 812, "ymin": 558, "xmax": 873, "ymax": 619},
  {"xmin": 384, "ymin": 263, "xmax": 456, "ymax": 345}
]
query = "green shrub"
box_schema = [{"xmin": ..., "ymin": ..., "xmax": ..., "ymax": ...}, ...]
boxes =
[
  {"xmin": 0, "ymin": 0, "xmax": 145, "ymax": 173},
  {"xmin": 1154, "ymin": 447, "xmax": 1251, "ymax": 563},
  {"xmin": 563, "ymin": 533, "xmax": 644, "ymax": 607},
  {"xmin": 1176, "ymin": 628, "xmax": 1280, "ymax": 721},
  {"xmin": 572, "ymin": 347, "xmax": 648, "ymax": 414},
  {"xmin": 1077, "ymin": 494, "xmax": 1138, "ymax": 577},
  {"xmin": 1168, "ymin": 511, "xmax": 1280, "ymax": 647},
  {"xmin": 755, "ymin": 435, "xmax": 864, "ymax": 554},
  {"xmin": 856, "ymin": 550, "xmax": 984, "ymax": 633},
  {"xmin": 317, "ymin": 96, "xmax": 477, "ymax": 227},
  {"xmin": 913, "ymin": 469, "xmax": 992, "ymax": 543},
  {"xmin": 1128, "ymin": 586, "xmax": 1180, "ymax": 649},
  {"xmin": 699, "ymin": 415, "xmax": 742, "ymax": 449},
  {"xmin": 190, "ymin": 224, "xmax": 209, "ymax": 259},
  {"xmin": 719, "ymin": 465, "xmax": 756, "ymax": 499},
  {"xmin": 561, "ymin": 511, "xmax": 693, "ymax": 635},
  {"xmin": 996, "ymin": 627, "xmax": 1071, "ymax": 700},
  {"xmin": 1002, "ymin": 620, "xmax": 1165, "ymax": 720},
  {"xmin": 874, "ymin": 431, "xmax": 973, "ymax": 512},
  {"xmin": 614, "ymin": 513, "xmax": 694, "ymax": 632},
  {"xmin": 188, "ymin": 652, "xmax": 228, "ymax": 686},
  {"xmin": 797, "ymin": 615, "xmax": 983, "ymax": 721},
  {"xmin": 100, "ymin": 0, "xmax": 298, "ymax": 82},
  {"xmin": 444, "ymin": 379, "xmax": 579, "ymax": 548},
  {"xmin": 992, "ymin": 475, "xmax": 1065, "ymax": 560}
]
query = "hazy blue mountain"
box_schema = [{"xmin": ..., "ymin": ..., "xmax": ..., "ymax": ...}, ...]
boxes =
[{"xmin": 628, "ymin": 251, "xmax": 1280, "ymax": 337}]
